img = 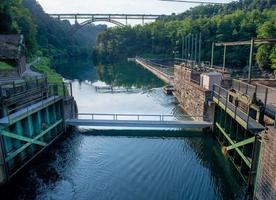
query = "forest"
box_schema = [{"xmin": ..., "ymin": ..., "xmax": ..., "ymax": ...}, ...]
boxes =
[
  {"xmin": 95, "ymin": 0, "xmax": 276, "ymax": 70},
  {"xmin": 0, "ymin": 0, "xmax": 106, "ymax": 59}
]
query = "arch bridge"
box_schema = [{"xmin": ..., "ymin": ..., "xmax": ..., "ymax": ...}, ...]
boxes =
[{"xmin": 50, "ymin": 14, "xmax": 164, "ymax": 27}]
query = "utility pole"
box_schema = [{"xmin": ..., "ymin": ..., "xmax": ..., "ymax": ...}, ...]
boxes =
[
  {"xmin": 191, "ymin": 34, "xmax": 194, "ymax": 61},
  {"xmin": 223, "ymin": 45, "xmax": 227, "ymax": 72},
  {"xmin": 195, "ymin": 34, "xmax": 198, "ymax": 63},
  {"xmin": 182, "ymin": 35, "xmax": 184, "ymax": 60},
  {"xmin": 248, "ymin": 38, "xmax": 254, "ymax": 84},
  {"xmin": 211, "ymin": 42, "xmax": 215, "ymax": 68},
  {"xmin": 198, "ymin": 32, "xmax": 202, "ymax": 63},
  {"xmin": 187, "ymin": 35, "xmax": 191, "ymax": 60}
]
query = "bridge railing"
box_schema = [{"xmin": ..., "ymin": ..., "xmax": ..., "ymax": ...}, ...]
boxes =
[{"xmin": 71, "ymin": 113, "xmax": 202, "ymax": 122}]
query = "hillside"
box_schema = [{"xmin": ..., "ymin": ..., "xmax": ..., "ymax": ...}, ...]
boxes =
[
  {"xmin": 95, "ymin": 0, "xmax": 276, "ymax": 70},
  {"xmin": 0, "ymin": 0, "xmax": 106, "ymax": 59}
]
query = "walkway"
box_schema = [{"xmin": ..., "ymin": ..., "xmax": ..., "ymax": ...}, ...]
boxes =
[
  {"xmin": 135, "ymin": 57, "xmax": 174, "ymax": 84},
  {"xmin": 65, "ymin": 113, "xmax": 212, "ymax": 129}
]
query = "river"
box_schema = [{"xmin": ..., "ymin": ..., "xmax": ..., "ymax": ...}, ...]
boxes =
[{"xmin": 0, "ymin": 58, "xmax": 246, "ymax": 200}]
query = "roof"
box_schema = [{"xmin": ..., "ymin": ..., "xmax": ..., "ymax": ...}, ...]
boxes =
[{"xmin": 0, "ymin": 35, "xmax": 24, "ymax": 60}]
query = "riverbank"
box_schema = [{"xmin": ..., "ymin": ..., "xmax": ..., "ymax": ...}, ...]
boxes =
[{"xmin": 29, "ymin": 57, "xmax": 63, "ymax": 85}]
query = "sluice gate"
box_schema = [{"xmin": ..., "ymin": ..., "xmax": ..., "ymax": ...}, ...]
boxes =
[
  {"xmin": 212, "ymin": 79, "xmax": 276, "ymax": 194},
  {"xmin": 0, "ymin": 78, "xmax": 74, "ymax": 186}
]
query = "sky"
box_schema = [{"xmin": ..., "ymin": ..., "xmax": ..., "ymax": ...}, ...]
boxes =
[{"xmin": 37, "ymin": 0, "xmax": 234, "ymax": 25}]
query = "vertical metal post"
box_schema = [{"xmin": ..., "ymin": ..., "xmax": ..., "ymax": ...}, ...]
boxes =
[
  {"xmin": 223, "ymin": 45, "xmax": 227, "ymax": 72},
  {"xmin": 248, "ymin": 38, "xmax": 254, "ymax": 84},
  {"xmin": 142, "ymin": 16, "xmax": 145, "ymax": 25},
  {"xmin": 199, "ymin": 32, "xmax": 202, "ymax": 63},
  {"xmin": 74, "ymin": 15, "xmax": 78, "ymax": 24},
  {"xmin": 70, "ymin": 83, "xmax": 73, "ymax": 97},
  {"xmin": 211, "ymin": 42, "xmax": 215, "ymax": 68},
  {"xmin": 185, "ymin": 36, "xmax": 188, "ymax": 60},
  {"xmin": 63, "ymin": 83, "xmax": 66, "ymax": 97},
  {"xmin": 195, "ymin": 34, "xmax": 198, "ymax": 63},
  {"xmin": 191, "ymin": 34, "xmax": 194, "ymax": 61},
  {"xmin": 125, "ymin": 16, "xmax": 128, "ymax": 25},
  {"xmin": 182, "ymin": 35, "xmax": 184, "ymax": 60},
  {"xmin": 264, "ymin": 87, "xmax": 268, "ymax": 109},
  {"xmin": 187, "ymin": 35, "xmax": 190, "ymax": 60}
]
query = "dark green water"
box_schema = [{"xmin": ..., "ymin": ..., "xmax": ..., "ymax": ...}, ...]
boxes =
[{"xmin": 0, "ymin": 59, "xmax": 246, "ymax": 200}]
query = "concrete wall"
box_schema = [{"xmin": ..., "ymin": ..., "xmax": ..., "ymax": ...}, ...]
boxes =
[
  {"xmin": 255, "ymin": 127, "xmax": 276, "ymax": 200},
  {"xmin": 63, "ymin": 97, "xmax": 77, "ymax": 120},
  {"xmin": 174, "ymin": 65, "xmax": 212, "ymax": 121}
]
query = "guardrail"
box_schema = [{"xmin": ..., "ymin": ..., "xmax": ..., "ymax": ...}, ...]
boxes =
[
  {"xmin": 0, "ymin": 76, "xmax": 48, "ymax": 99},
  {"xmin": 71, "ymin": 113, "xmax": 203, "ymax": 122},
  {"xmin": 213, "ymin": 84, "xmax": 263, "ymax": 130},
  {"xmin": 136, "ymin": 57, "xmax": 174, "ymax": 77},
  {"xmin": 2, "ymin": 95, "xmax": 62, "ymax": 125},
  {"xmin": 231, "ymin": 79, "xmax": 276, "ymax": 110}
]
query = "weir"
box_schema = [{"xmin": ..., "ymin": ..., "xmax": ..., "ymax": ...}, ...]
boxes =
[{"xmin": 135, "ymin": 57, "xmax": 174, "ymax": 84}]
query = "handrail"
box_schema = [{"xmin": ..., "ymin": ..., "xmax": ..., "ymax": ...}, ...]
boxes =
[
  {"xmin": 72, "ymin": 113, "xmax": 203, "ymax": 122},
  {"xmin": 213, "ymin": 84, "xmax": 262, "ymax": 129}
]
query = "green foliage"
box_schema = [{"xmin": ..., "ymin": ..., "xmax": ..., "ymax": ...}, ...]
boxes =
[
  {"xmin": 95, "ymin": 1, "xmax": 276, "ymax": 70},
  {"xmin": 22, "ymin": 0, "xmax": 106, "ymax": 58},
  {"xmin": 31, "ymin": 57, "xmax": 63, "ymax": 84},
  {"xmin": 0, "ymin": 61, "xmax": 14, "ymax": 70},
  {"xmin": 0, "ymin": 0, "xmax": 37, "ymax": 56}
]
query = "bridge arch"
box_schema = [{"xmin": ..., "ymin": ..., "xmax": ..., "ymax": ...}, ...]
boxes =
[{"xmin": 73, "ymin": 19, "xmax": 125, "ymax": 33}]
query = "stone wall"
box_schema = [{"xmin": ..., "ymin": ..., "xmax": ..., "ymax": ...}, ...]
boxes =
[
  {"xmin": 174, "ymin": 65, "xmax": 212, "ymax": 121},
  {"xmin": 255, "ymin": 127, "xmax": 276, "ymax": 200}
]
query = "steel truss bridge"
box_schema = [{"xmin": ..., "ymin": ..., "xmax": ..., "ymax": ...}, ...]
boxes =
[{"xmin": 50, "ymin": 14, "xmax": 164, "ymax": 27}]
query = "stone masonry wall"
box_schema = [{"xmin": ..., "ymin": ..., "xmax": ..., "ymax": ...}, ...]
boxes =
[
  {"xmin": 174, "ymin": 65, "xmax": 212, "ymax": 121},
  {"xmin": 255, "ymin": 127, "xmax": 276, "ymax": 200}
]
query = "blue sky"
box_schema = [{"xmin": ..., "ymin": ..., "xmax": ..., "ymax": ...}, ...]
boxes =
[{"xmin": 37, "ymin": 0, "xmax": 233, "ymax": 25}]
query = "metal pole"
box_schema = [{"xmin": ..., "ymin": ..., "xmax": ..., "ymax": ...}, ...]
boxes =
[
  {"xmin": 195, "ymin": 34, "xmax": 198, "ymax": 63},
  {"xmin": 199, "ymin": 32, "xmax": 202, "ymax": 63},
  {"xmin": 191, "ymin": 34, "xmax": 194, "ymax": 61},
  {"xmin": 248, "ymin": 38, "xmax": 254, "ymax": 84},
  {"xmin": 182, "ymin": 35, "xmax": 184, "ymax": 60},
  {"xmin": 188, "ymin": 36, "xmax": 190, "ymax": 60},
  {"xmin": 74, "ymin": 15, "xmax": 78, "ymax": 24},
  {"xmin": 187, "ymin": 35, "xmax": 190, "ymax": 60},
  {"xmin": 211, "ymin": 42, "xmax": 215, "ymax": 68},
  {"xmin": 185, "ymin": 36, "xmax": 188, "ymax": 60},
  {"xmin": 223, "ymin": 45, "xmax": 227, "ymax": 72}
]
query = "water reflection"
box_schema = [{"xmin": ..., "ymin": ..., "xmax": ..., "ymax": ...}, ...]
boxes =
[
  {"xmin": 54, "ymin": 59, "xmax": 163, "ymax": 89},
  {"xmin": 0, "ymin": 58, "xmax": 246, "ymax": 200}
]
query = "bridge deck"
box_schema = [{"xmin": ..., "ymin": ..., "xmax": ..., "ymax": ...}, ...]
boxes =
[
  {"xmin": 65, "ymin": 113, "xmax": 212, "ymax": 129},
  {"xmin": 65, "ymin": 119, "xmax": 212, "ymax": 129}
]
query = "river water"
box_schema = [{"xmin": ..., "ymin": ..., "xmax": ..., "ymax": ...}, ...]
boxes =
[{"xmin": 1, "ymin": 59, "xmax": 246, "ymax": 200}]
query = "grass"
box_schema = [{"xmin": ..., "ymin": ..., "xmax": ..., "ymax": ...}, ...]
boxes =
[
  {"xmin": 31, "ymin": 57, "xmax": 63, "ymax": 85},
  {"xmin": 31, "ymin": 57, "xmax": 67, "ymax": 96},
  {"xmin": 0, "ymin": 61, "xmax": 14, "ymax": 71}
]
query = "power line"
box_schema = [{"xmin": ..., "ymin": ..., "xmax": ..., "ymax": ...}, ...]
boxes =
[{"xmin": 159, "ymin": 0, "xmax": 225, "ymax": 5}]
